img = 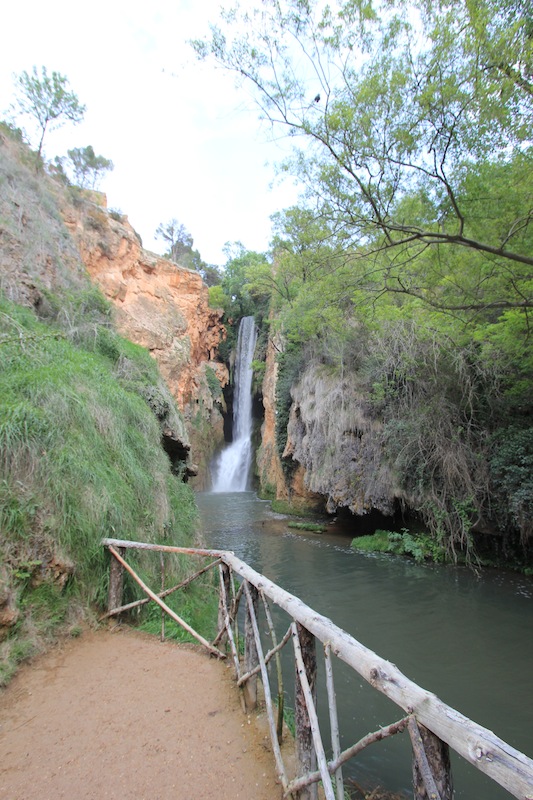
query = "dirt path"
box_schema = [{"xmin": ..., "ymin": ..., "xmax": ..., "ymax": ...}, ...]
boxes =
[{"xmin": 0, "ymin": 628, "xmax": 282, "ymax": 800}]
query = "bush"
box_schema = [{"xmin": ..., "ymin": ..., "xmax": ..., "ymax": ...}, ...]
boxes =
[
  {"xmin": 490, "ymin": 426, "xmax": 533, "ymax": 546},
  {"xmin": 205, "ymin": 366, "xmax": 222, "ymax": 399},
  {"xmin": 351, "ymin": 529, "xmax": 447, "ymax": 563},
  {"xmin": 0, "ymin": 119, "xmax": 25, "ymax": 143},
  {"xmin": 208, "ymin": 285, "xmax": 226, "ymax": 310}
]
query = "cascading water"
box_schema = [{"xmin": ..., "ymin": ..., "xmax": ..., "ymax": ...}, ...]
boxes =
[{"xmin": 212, "ymin": 316, "xmax": 257, "ymax": 492}]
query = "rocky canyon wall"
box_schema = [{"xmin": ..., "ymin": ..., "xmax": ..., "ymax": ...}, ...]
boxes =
[
  {"xmin": 258, "ymin": 335, "xmax": 399, "ymax": 517},
  {"xmin": 1, "ymin": 129, "xmax": 229, "ymax": 482},
  {"xmin": 63, "ymin": 196, "xmax": 228, "ymax": 485}
]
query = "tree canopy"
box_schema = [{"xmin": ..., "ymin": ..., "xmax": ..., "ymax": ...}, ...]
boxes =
[
  {"xmin": 63, "ymin": 145, "xmax": 114, "ymax": 189},
  {"xmin": 11, "ymin": 66, "xmax": 86, "ymax": 159},
  {"xmin": 194, "ymin": 0, "xmax": 533, "ymax": 314}
]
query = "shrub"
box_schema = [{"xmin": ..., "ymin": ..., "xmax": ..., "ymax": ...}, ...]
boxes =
[
  {"xmin": 205, "ymin": 366, "xmax": 222, "ymax": 399},
  {"xmin": 490, "ymin": 426, "xmax": 533, "ymax": 546},
  {"xmin": 351, "ymin": 529, "xmax": 447, "ymax": 563}
]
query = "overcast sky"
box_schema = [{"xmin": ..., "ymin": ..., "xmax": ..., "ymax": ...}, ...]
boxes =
[{"xmin": 1, "ymin": 0, "xmax": 300, "ymax": 266}]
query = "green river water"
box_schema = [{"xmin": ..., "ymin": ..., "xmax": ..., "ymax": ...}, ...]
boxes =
[{"xmin": 197, "ymin": 490, "xmax": 533, "ymax": 800}]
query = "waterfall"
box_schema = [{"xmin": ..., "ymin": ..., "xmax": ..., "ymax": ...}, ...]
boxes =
[{"xmin": 212, "ymin": 316, "xmax": 257, "ymax": 492}]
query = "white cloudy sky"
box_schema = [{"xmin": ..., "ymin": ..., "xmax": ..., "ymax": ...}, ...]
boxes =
[{"xmin": 0, "ymin": 0, "xmax": 300, "ymax": 265}]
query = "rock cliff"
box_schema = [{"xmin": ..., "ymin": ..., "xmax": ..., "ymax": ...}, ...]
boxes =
[
  {"xmin": 286, "ymin": 362, "xmax": 397, "ymax": 515},
  {"xmin": 258, "ymin": 335, "xmax": 398, "ymax": 517},
  {"xmin": 62, "ymin": 195, "xmax": 228, "ymax": 484},
  {"xmin": 0, "ymin": 131, "xmax": 227, "ymax": 482},
  {"xmin": 63, "ymin": 200, "xmax": 225, "ymax": 406},
  {"xmin": 256, "ymin": 328, "xmax": 287, "ymax": 498},
  {"xmin": 257, "ymin": 334, "xmax": 323, "ymax": 511}
]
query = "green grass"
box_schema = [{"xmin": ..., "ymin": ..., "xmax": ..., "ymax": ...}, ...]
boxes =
[
  {"xmin": 0, "ymin": 296, "xmax": 202, "ymax": 684},
  {"xmin": 270, "ymin": 498, "xmax": 321, "ymax": 516},
  {"xmin": 140, "ymin": 576, "xmax": 219, "ymax": 644},
  {"xmin": 351, "ymin": 530, "xmax": 394, "ymax": 554},
  {"xmin": 288, "ymin": 521, "xmax": 327, "ymax": 533},
  {"xmin": 351, "ymin": 529, "xmax": 447, "ymax": 563}
]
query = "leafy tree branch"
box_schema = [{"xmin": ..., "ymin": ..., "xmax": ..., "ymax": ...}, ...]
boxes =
[{"xmin": 11, "ymin": 66, "xmax": 85, "ymax": 159}]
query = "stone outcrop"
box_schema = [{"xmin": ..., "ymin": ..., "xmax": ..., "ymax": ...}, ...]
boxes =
[
  {"xmin": 62, "ymin": 197, "xmax": 229, "ymax": 483},
  {"xmin": 256, "ymin": 333, "xmax": 323, "ymax": 511},
  {"xmin": 258, "ymin": 337, "xmax": 398, "ymax": 516},
  {"xmin": 256, "ymin": 329, "xmax": 287, "ymax": 497},
  {"xmin": 63, "ymin": 201, "xmax": 227, "ymax": 408},
  {"xmin": 286, "ymin": 363, "xmax": 397, "ymax": 515}
]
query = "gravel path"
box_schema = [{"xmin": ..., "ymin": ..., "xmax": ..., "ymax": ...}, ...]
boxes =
[{"xmin": 0, "ymin": 628, "xmax": 281, "ymax": 799}]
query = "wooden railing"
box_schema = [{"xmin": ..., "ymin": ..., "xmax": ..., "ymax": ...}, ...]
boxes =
[{"xmin": 101, "ymin": 538, "xmax": 533, "ymax": 800}]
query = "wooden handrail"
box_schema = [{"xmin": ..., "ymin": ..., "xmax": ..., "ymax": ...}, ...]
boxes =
[
  {"xmin": 106, "ymin": 544, "xmax": 225, "ymax": 659},
  {"xmin": 102, "ymin": 538, "xmax": 533, "ymax": 800}
]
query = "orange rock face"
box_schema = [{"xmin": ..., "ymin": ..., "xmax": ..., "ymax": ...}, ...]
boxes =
[
  {"xmin": 62, "ymin": 198, "xmax": 229, "ymax": 483},
  {"xmin": 256, "ymin": 328, "xmax": 322, "ymax": 509},
  {"xmin": 64, "ymin": 204, "xmax": 227, "ymax": 410},
  {"xmin": 256, "ymin": 327, "xmax": 287, "ymax": 498}
]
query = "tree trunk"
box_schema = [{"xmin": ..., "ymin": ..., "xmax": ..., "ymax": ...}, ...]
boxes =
[
  {"xmin": 243, "ymin": 582, "xmax": 259, "ymax": 711},
  {"xmin": 295, "ymin": 623, "xmax": 318, "ymax": 800},
  {"xmin": 411, "ymin": 719, "xmax": 453, "ymax": 800},
  {"xmin": 107, "ymin": 547, "xmax": 125, "ymax": 613}
]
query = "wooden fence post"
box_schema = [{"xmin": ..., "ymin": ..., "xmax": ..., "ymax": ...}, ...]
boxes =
[
  {"xmin": 107, "ymin": 546, "xmax": 125, "ymax": 614},
  {"xmin": 295, "ymin": 622, "xmax": 318, "ymax": 800},
  {"xmin": 243, "ymin": 582, "xmax": 259, "ymax": 711},
  {"xmin": 217, "ymin": 563, "xmax": 231, "ymax": 646},
  {"xmin": 410, "ymin": 718, "xmax": 453, "ymax": 800}
]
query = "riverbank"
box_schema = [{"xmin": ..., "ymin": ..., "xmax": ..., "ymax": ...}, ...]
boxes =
[{"xmin": 0, "ymin": 627, "xmax": 280, "ymax": 799}]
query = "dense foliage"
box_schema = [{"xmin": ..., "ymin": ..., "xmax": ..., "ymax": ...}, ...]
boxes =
[{"xmin": 196, "ymin": 0, "xmax": 533, "ymax": 565}]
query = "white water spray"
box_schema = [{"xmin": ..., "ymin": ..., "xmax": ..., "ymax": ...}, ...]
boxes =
[{"xmin": 212, "ymin": 316, "xmax": 257, "ymax": 492}]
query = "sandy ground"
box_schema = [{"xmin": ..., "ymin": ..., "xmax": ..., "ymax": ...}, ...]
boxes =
[{"xmin": 0, "ymin": 628, "xmax": 283, "ymax": 800}]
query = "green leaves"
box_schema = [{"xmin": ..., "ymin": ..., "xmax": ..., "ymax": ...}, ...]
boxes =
[
  {"xmin": 195, "ymin": 0, "xmax": 533, "ymax": 301},
  {"xmin": 61, "ymin": 145, "xmax": 114, "ymax": 190},
  {"xmin": 12, "ymin": 66, "xmax": 86, "ymax": 158}
]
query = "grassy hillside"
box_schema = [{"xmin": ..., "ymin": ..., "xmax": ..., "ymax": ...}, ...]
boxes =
[
  {"xmin": 0, "ymin": 126, "xmax": 214, "ymax": 684},
  {"xmin": 0, "ymin": 296, "xmax": 209, "ymax": 684}
]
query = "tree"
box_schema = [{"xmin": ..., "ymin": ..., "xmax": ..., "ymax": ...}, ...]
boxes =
[
  {"xmin": 155, "ymin": 218, "xmax": 194, "ymax": 261},
  {"xmin": 193, "ymin": 0, "xmax": 533, "ymax": 313},
  {"xmin": 63, "ymin": 145, "xmax": 114, "ymax": 189},
  {"xmin": 221, "ymin": 242, "xmax": 270, "ymax": 318},
  {"xmin": 200, "ymin": 263, "xmax": 223, "ymax": 287},
  {"xmin": 155, "ymin": 218, "xmax": 211, "ymax": 274},
  {"xmin": 11, "ymin": 66, "xmax": 86, "ymax": 158}
]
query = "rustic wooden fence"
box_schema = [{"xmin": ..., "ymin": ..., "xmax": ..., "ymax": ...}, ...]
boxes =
[{"xmin": 101, "ymin": 537, "xmax": 533, "ymax": 800}]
